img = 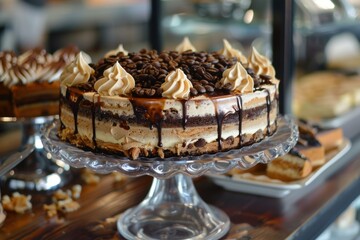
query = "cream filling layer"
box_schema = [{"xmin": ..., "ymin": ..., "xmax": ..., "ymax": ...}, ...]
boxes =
[
  {"xmin": 61, "ymin": 107, "xmax": 276, "ymax": 149},
  {"xmin": 60, "ymin": 84, "xmax": 277, "ymax": 118}
]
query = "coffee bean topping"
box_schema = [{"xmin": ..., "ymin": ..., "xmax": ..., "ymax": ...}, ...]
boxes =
[{"xmin": 88, "ymin": 49, "xmax": 269, "ymax": 97}]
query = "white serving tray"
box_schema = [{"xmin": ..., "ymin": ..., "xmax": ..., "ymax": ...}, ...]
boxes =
[{"xmin": 207, "ymin": 139, "xmax": 351, "ymax": 198}]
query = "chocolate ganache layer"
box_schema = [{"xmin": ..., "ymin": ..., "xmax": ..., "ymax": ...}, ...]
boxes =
[{"xmin": 59, "ymin": 39, "xmax": 279, "ymax": 159}]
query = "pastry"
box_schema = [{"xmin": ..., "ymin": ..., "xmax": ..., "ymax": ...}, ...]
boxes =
[
  {"xmin": 59, "ymin": 39, "xmax": 280, "ymax": 159},
  {"xmin": 293, "ymin": 71, "xmax": 360, "ymax": 119},
  {"xmin": 295, "ymin": 131, "xmax": 325, "ymax": 167},
  {"xmin": 0, "ymin": 46, "xmax": 79, "ymax": 118},
  {"xmin": 266, "ymin": 149, "xmax": 312, "ymax": 181},
  {"xmin": 298, "ymin": 119, "xmax": 343, "ymax": 152}
]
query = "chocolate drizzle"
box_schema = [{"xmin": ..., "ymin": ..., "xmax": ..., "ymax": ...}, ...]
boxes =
[
  {"xmin": 130, "ymin": 98, "xmax": 165, "ymax": 147},
  {"xmin": 257, "ymin": 88, "xmax": 271, "ymax": 135},
  {"xmin": 236, "ymin": 95, "xmax": 243, "ymax": 147},
  {"xmin": 91, "ymin": 94, "xmax": 100, "ymax": 150},
  {"xmin": 181, "ymin": 100, "xmax": 188, "ymax": 130},
  {"xmin": 65, "ymin": 88, "xmax": 83, "ymax": 134},
  {"xmin": 59, "ymin": 98, "xmax": 65, "ymax": 130},
  {"xmin": 211, "ymin": 96, "xmax": 237, "ymax": 150}
]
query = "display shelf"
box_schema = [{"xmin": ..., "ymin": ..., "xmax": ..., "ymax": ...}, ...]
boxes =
[{"xmin": 1, "ymin": 136, "xmax": 360, "ymax": 239}]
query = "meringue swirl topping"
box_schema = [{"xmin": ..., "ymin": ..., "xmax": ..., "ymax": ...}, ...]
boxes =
[
  {"xmin": 60, "ymin": 52, "xmax": 94, "ymax": 87},
  {"xmin": 104, "ymin": 44, "xmax": 129, "ymax": 58},
  {"xmin": 218, "ymin": 62, "xmax": 253, "ymax": 93},
  {"xmin": 161, "ymin": 68, "xmax": 193, "ymax": 99},
  {"xmin": 94, "ymin": 61, "xmax": 135, "ymax": 96},
  {"xmin": 175, "ymin": 37, "xmax": 196, "ymax": 53},
  {"xmin": 248, "ymin": 47, "xmax": 275, "ymax": 78},
  {"xmin": 218, "ymin": 39, "xmax": 248, "ymax": 64}
]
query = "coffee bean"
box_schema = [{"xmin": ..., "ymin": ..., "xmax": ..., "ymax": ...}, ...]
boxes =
[
  {"xmin": 153, "ymin": 61, "xmax": 161, "ymax": 68},
  {"xmin": 144, "ymin": 88, "xmax": 156, "ymax": 97},
  {"xmin": 200, "ymin": 79, "xmax": 209, "ymax": 85},
  {"xmin": 195, "ymin": 84, "xmax": 206, "ymax": 93},
  {"xmin": 190, "ymin": 87, "xmax": 198, "ymax": 96},
  {"xmin": 207, "ymin": 67, "xmax": 219, "ymax": 73},
  {"xmin": 203, "ymin": 72, "xmax": 214, "ymax": 81},
  {"xmin": 127, "ymin": 63, "xmax": 136, "ymax": 69},
  {"xmin": 133, "ymin": 55, "xmax": 142, "ymax": 62},
  {"xmin": 205, "ymin": 85, "xmax": 214, "ymax": 92}
]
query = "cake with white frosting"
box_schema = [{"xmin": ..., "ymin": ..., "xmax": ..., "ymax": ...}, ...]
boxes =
[
  {"xmin": 59, "ymin": 39, "xmax": 279, "ymax": 159},
  {"xmin": 0, "ymin": 46, "xmax": 79, "ymax": 117}
]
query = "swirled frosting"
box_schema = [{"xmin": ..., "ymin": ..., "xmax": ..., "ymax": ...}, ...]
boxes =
[
  {"xmin": 18, "ymin": 48, "xmax": 52, "ymax": 83},
  {"xmin": 94, "ymin": 61, "xmax": 135, "ymax": 96},
  {"xmin": 38, "ymin": 60, "xmax": 67, "ymax": 83},
  {"xmin": 0, "ymin": 51, "xmax": 17, "ymax": 83},
  {"xmin": 53, "ymin": 45, "xmax": 79, "ymax": 62},
  {"xmin": 104, "ymin": 44, "xmax": 128, "ymax": 58},
  {"xmin": 218, "ymin": 62, "xmax": 253, "ymax": 93},
  {"xmin": 3, "ymin": 65, "xmax": 33, "ymax": 87},
  {"xmin": 161, "ymin": 68, "xmax": 193, "ymax": 99},
  {"xmin": 218, "ymin": 39, "xmax": 248, "ymax": 64},
  {"xmin": 175, "ymin": 37, "xmax": 196, "ymax": 52},
  {"xmin": 18, "ymin": 48, "xmax": 52, "ymax": 66},
  {"xmin": 60, "ymin": 52, "xmax": 94, "ymax": 87},
  {"xmin": 248, "ymin": 47, "xmax": 275, "ymax": 78}
]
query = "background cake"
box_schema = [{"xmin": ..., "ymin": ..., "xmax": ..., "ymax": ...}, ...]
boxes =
[
  {"xmin": 0, "ymin": 46, "xmax": 79, "ymax": 118},
  {"xmin": 59, "ymin": 39, "xmax": 279, "ymax": 159}
]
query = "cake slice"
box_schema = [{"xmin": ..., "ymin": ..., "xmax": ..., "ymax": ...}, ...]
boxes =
[
  {"xmin": 266, "ymin": 149, "xmax": 313, "ymax": 181},
  {"xmin": 298, "ymin": 119, "xmax": 343, "ymax": 152},
  {"xmin": 315, "ymin": 127, "xmax": 343, "ymax": 152},
  {"xmin": 295, "ymin": 131, "xmax": 325, "ymax": 167},
  {"xmin": 0, "ymin": 46, "xmax": 79, "ymax": 118}
]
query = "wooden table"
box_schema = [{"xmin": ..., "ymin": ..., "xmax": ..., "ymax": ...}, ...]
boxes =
[{"xmin": 1, "ymin": 137, "xmax": 360, "ymax": 240}]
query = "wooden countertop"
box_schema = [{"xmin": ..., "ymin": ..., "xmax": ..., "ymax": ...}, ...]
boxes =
[{"xmin": 1, "ymin": 138, "xmax": 360, "ymax": 240}]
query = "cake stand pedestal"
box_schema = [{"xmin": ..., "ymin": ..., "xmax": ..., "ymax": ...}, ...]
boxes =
[
  {"xmin": 0, "ymin": 116, "xmax": 72, "ymax": 191},
  {"xmin": 42, "ymin": 116, "xmax": 298, "ymax": 240}
]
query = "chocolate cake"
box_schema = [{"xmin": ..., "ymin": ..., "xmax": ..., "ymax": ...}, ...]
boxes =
[
  {"xmin": 59, "ymin": 39, "xmax": 280, "ymax": 159},
  {"xmin": 0, "ymin": 46, "xmax": 79, "ymax": 118}
]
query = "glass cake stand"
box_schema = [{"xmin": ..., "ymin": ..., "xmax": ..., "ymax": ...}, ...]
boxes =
[
  {"xmin": 41, "ymin": 116, "xmax": 298, "ymax": 240},
  {"xmin": 0, "ymin": 116, "xmax": 72, "ymax": 191}
]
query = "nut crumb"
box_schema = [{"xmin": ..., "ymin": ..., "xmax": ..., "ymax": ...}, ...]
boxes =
[
  {"xmin": 43, "ymin": 204, "xmax": 57, "ymax": 218},
  {"xmin": 52, "ymin": 189, "xmax": 72, "ymax": 202},
  {"xmin": 157, "ymin": 148, "xmax": 165, "ymax": 158},
  {"xmin": 71, "ymin": 185, "xmax": 82, "ymax": 199},
  {"xmin": 57, "ymin": 198, "xmax": 80, "ymax": 213},
  {"xmin": 81, "ymin": 169, "xmax": 100, "ymax": 184},
  {"xmin": 2, "ymin": 192, "xmax": 32, "ymax": 214},
  {"xmin": 44, "ymin": 184, "xmax": 83, "ymax": 217}
]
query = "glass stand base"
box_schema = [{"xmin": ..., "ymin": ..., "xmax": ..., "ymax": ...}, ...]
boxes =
[{"xmin": 117, "ymin": 174, "xmax": 230, "ymax": 240}]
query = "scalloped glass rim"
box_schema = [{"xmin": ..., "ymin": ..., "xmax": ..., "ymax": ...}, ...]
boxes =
[{"xmin": 41, "ymin": 115, "xmax": 298, "ymax": 179}]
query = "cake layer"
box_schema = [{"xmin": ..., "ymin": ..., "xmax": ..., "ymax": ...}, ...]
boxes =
[{"xmin": 59, "ymin": 84, "xmax": 278, "ymax": 159}]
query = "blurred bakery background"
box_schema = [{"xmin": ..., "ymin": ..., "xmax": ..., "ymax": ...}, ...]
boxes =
[
  {"xmin": 1, "ymin": 0, "xmax": 360, "ymax": 239},
  {"xmin": 1, "ymin": 0, "xmax": 360, "ymax": 133}
]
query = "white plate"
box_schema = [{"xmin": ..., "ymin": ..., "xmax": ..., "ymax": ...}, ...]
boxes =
[{"xmin": 206, "ymin": 139, "xmax": 351, "ymax": 198}]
